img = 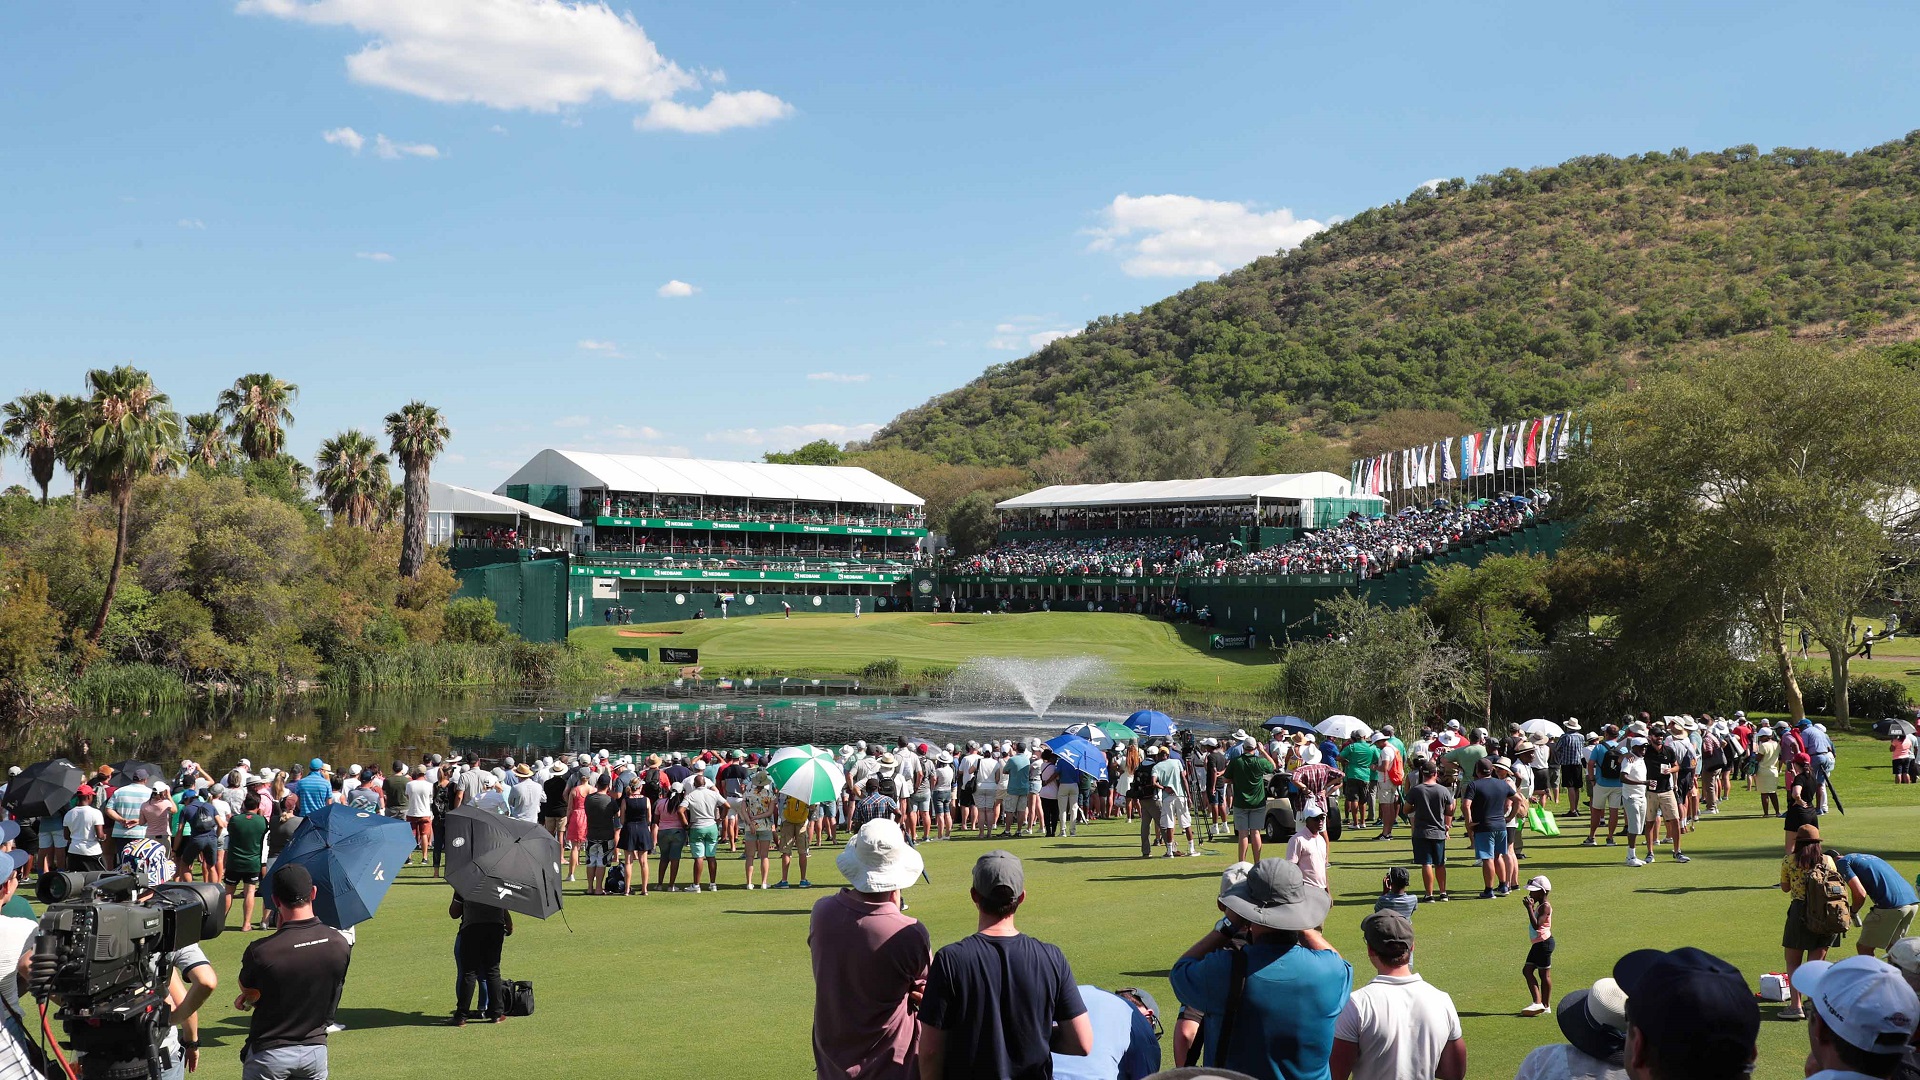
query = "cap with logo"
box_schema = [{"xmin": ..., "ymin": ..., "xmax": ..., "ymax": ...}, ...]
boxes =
[{"xmin": 1793, "ymin": 955, "xmax": 1920, "ymax": 1053}]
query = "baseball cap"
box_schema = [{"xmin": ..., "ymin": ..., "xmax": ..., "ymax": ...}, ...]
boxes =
[
  {"xmin": 1300, "ymin": 799, "xmax": 1325, "ymax": 820},
  {"xmin": 1888, "ymin": 937, "xmax": 1920, "ymax": 980},
  {"xmin": 1793, "ymin": 956, "xmax": 1920, "ymax": 1053},
  {"xmin": 272, "ymin": 863, "xmax": 316, "ymax": 906},
  {"xmin": 1218, "ymin": 861, "xmax": 1253, "ymax": 897},
  {"xmin": 1613, "ymin": 947, "xmax": 1759, "ymax": 1060},
  {"xmin": 1360, "ymin": 910, "xmax": 1415, "ymax": 957},
  {"xmin": 309, "ymin": 757, "xmax": 325, "ymax": 770},
  {"xmin": 972, "ymin": 850, "xmax": 1024, "ymax": 906},
  {"xmin": 1526, "ymin": 875, "xmax": 1551, "ymax": 893}
]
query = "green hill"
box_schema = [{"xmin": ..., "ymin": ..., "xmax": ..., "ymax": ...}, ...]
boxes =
[{"xmin": 871, "ymin": 135, "xmax": 1920, "ymax": 468}]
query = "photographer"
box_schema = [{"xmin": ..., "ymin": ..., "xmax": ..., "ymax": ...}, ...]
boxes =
[
  {"xmin": 233, "ymin": 865, "xmax": 351, "ymax": 1080},
  {"xmin": 120, "ymin": 839, "xmax": 221, "ymax": 1079},
  {"xmin": 1, "ymin": 844, "xmax": 42, "ymax": 1079}
]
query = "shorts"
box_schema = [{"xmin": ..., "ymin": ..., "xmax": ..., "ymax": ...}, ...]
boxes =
[
  {"xmin": 179, "ymin": 837, "xmax": 216, "ymax": 864},
  {"xmin": 1531, "ymin": 768, "xmax": 1551, "ymax": 794},
  {"xmin": 1892, "ymin": 759, "xmax": 1913, "ymax": 779},
  {"xmin": 1342, "ymin": 777, "xmax": 1371, "ymax": 802},
  {"xmin": 1653, "ymin": 792, "xmax": 1681, "ymax": 822},
  {"xmin": 776, "ymin": 821, "xmax": 807, "ymax": 853},
  {"xmin": 1412, "ymin": 837, "xmax": 1446, "ymax": 866},
  {"xmin": 1525, "ymin": 937, "xmax": 1557, "ymax": 969},
  {"xmin": 1859, "ymin": 904, "xmax": 1919, "ymax": 951},
  {"xmin": 37, "ymin": 826, "xmax": 66, "ymax": 846},
  {"xmin": 1374, "ymin": 777, "xmax": 1400, "ymax": 804},
  {"xmin": 688, "ymin": 824, "xmax": 720, "ymax": 859},
  {"xmin": 931, "ymin": 792, "xmax": 952, "ymax": 814},
  {"xmin": 1560, "ymin": 764, "xmax": 1584, "ymax": 790},
  {"xmin": 1471, "ymin": 829, "xmax": 1509, "ymax": 862},
  {"xmin": 1594, "ymin": 786, "xmax": 1625, "ymax": 811},
  {"xmin": 658, "ymin": 828, "xmax": 687, "ymax": 860},
  {"xmin": 408, "ymin": 815, "xmax": 432, "ymax": 826},
  {"xmin": 225, "ymin": 869, "xmax": 261, "ymax": 887},
  {"xmin": 1623, "ymin": 794, "xmax": 1647, "ymax": 836},
  {"xmin": 66, "ymin": 853, "xmax": 105, "ymax": 873},
  {"xmin": 1003, "ymin": 789, "xmax": 1029, "ymax": 811},
  {"xmin": 1209, "ymin": 784, "xmax": 1227, "ymax": 808},
  {"xmin": 1157, "ymin": 796, "xmax": 1191, "ymax": 830},
  {"xmin": 1677, "ymin": 774, "xmax": 1696, "ymax": 799},
  {"xmin": 1232, "ymin": 807, "xmax": 1266, "ymax": 834},
  {"xmin": 974, "ymin": 790, "xmax": 1000, "ymax": 811},
  {"xmin": 746, "ymin": 828, "xmax": 775, "ymax": 844},
  {"xmin": 586, "ymin": 840, "xmax": 613, "ymax": 867},
  {"xmin": 909, "ymin": 790, "xmax": 931, "ymax": 811}
]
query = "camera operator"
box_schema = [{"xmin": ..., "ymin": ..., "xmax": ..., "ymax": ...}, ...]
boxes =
[
  {"xmin": 0, "ymin": 843, "xmax": 43, "ymax": 1080},
  {"xmin": 119, "ymin": 839, "xmax": 220, "ymax": 1079},
  {"xmin": 233, "ymin": 865, "xmax": 350, "ymax": 1080}
]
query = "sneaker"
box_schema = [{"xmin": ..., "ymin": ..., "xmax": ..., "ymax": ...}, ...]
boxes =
[
  {"xmin": 1626, "ymin": 857, "xmax": 1645, "ymax": 867},
  {"xmin": 1520, "ymin": 1003, "xmax": 1547, "ymax": 1017},
  {"xmin": 1580, "ymin": 837, "xmax": 1597, "ymax": 847},
  {"xmin": 1478, "ymin": 889, "xmax": 1496, "ymax": 900},
  {"xmin": 326, "ymin": 1023, "xmax": 346, "ymax": 1034},
  {"xmin": 773, "ymin": 880, "xmax": 790, "ymax": 889},
  {"xmin": 797, "ymin": 879, "xmax": 812, "ymax": 888},
  {"xmin": 1606, "ymin": 838, "xmax": 1617, "ymax": 846},
  {"xmin": 1163, "ymin": 850, "xmax": 1174, "ymax": 859},
  {"xmin": 1644, "ymin": 853, "xmax": 1656, "ymax": 864},
  {"xmin": 1435, "ymin": 892, "xmax": 1450, "ymax": 902},
  {"xmin": 1673, "ymin": 853, "xmax": 1691, "ymax": 863},
  {"xmin": 1495, "ymin": 886, "xmax": 1511, "ymax": 898},
  {"xmin": 1780, "ymin": 1005, "xmax": 1805, "ymax": 1021}
]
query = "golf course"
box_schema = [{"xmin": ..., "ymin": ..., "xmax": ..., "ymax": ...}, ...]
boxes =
[{"xmin": 170, "ymin": 727, "xmax": 1911, "ymax": 1080}]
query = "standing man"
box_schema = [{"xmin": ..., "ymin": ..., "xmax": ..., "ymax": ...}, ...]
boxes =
[
  {"xmin": 1619, "ymin": 737, "xmax": 1653, "ymax": 868},
  {"xmin": 1226, "ymin": 736, "xmax": 1278, "ymax": 864},
  {"xmin": 1799, "ymin": 718, "xmax": 1837, "ymax": 814},
  {"xmin": 679, "ymin": 772, "xmax": 729, "ymax": 892},
  {"xmin": 1550, "ymin": 719, "xmax": 1585, "ymax": 815},
  {"xmin": 1370, "ymin": 732, "xmax": 1403, "ymax": 841},
  {"xmin": 62, "ymin": 783, "xmax": 107, "ymax": 872},
  {"xmin": 102, "ymin": 770, "xmax": 153, "ymax": 866},
  {"xmin": 809, "ymin": 820, "xmax": 929, "ymax": 1080},
  {"xmin": 1833, "ymin": 850, "xmax": 1920, "ymax": 957},
  {"xmin": 1151, "ymin": 745, "xmax": 1196, "ymax": 858},
  {"xmin": 1331, "ymin": 911, "xmax": 1466, "ymax": 1080},
  {"xmin": 1404, "ymin": 762, "xmax": 1454, "ymax": 903},
  {"xmin": 1339, "ymin": 734, "xmax": 1378, "ymax": 832},
  {"xmin": 234, "ymin": 865, "xmax": 353, "ymax": 1080},
  {"xmin": 1582, "ymin": 725, "xmax": 1625, "ymax": 847},
  {"xmin": 225, "ymin": 793, "xmax": 271, "ymax": 931},
  {"xmin": 1463, "ymin": 759, "xmax": 1521, "ymax": 899},
  {"xmin": 448, "ymin": 891, "xmax": 511, "ymax": 1025},
  {"xmin": 1130, "ymin": 754, "xmax": 1159, "ymax": 859},
  {"xmin": 917, "ymin": 851, "xmax": 1093, "ymax": 1080},
  {"xmin": 1004, "ymin": 742, "xmax": 1033, "ymax": 839},
  {"xmin": 507, "ymin": 763, "xmax": 543, "ymax": 825},
  {"xmin": 1645, "ymin": 725, "xmax": 1691, "ymax": 864},
  {"xmin": 294, "ymin": 761, "xmax": 332, "ymax": 817}
]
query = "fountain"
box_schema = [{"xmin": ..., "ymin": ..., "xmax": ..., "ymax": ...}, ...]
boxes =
[{"xmin": 954, "ymin": 656, "xmax": 1110, "ymax": 721}]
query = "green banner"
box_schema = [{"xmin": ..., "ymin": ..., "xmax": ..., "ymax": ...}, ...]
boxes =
[
  {"xmin": 939, "ymin": 572, "xmax": 1356, "ymax": 587},
  {"xmin": 594, "ymin": 515, "xmax": 926, "ymax": 538},
  {"xmin": 573, "ymin": 565, "xmax": 907, "ymax": 584}
]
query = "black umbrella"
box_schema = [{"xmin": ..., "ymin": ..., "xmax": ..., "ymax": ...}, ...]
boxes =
[
  {"xmin": 1872, "ymin": 717, "xmax": 1916, "ymax": 740},
  {"xmin": 106, "ymin": 760, "xmax": 164, "ymax": 784},
  {"xmin": 443, "ymin": 806, "xmax": 564, "ymax": 919},
  {"xmin": 2, "ymin": 759, "xmax": 83, "ymax": 819}
]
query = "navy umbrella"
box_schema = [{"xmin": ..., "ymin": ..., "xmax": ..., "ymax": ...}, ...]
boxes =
[
  {"xmin": 107, "ymin": 760, "xmax": 163, "ymax": 784},
  {"xmin": 1263, "ymin": 715, "xmax": 1317, "ymax": 736},
  {"xmin": 3, "ymin": 759, "xmax": 83, "ymax": 819},
  {"xmin": 1044, "ymin": 734, "xmax": 1109, "ymax": 781},
  {"xmin": 444, "ymin": 805, "xmax": 564, "ymax": 919},
  {"xmin": 278, "ymin": 805, "xmax": 417, "ymax": 929},
  {"xmin": 1125, "ymin": 709, "xmax": 1175, "ymax": 739}
]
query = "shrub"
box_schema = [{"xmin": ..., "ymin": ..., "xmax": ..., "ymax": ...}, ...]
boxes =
[
  {"xmin": 443, "ymin": 597, "xmax": 509, "ymax": 644},
  {"xmin": 862, "ymin": 657, "xmax": 903, "ymax": 683}
]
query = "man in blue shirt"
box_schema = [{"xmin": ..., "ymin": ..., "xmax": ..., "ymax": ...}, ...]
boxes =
[
  {"xmin": 1051, "ymin": 986, "xmax": 1160, "ymax": 1080},
  {"xmin": 1581, "ymin": 726, "xmax": 1624, "ymax": 847},
  {"xmin": 1833, "ymin": 850, "xmax": 1920, "ymax": 957},
  {"xmin": 294, "ymin": 759, "xmax": 332, "ymax": 817},
  {"xmin": 1797, "ymin": 719, "xmax": 1836, "ymax": 814},
  {"xmin": 1172, "ymin": 858, "xmax": 1351, "ymax": 1080}
]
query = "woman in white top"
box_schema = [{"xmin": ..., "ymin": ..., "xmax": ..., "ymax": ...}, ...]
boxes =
[{"xmin": 972, "ymin": 750, "xmax": 1003, "ymax": 838}]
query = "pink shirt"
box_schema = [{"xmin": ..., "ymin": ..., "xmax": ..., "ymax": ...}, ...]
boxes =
[
  {"xmin": 1287, "ymin": 829, "xmax": 1329, "ymax": 891},
  {"xmin": 808, "ymin": 889, "xmax": 931, "ymax": 1080}
]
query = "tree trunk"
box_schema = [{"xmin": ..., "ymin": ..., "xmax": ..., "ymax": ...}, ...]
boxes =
[
  {"xmin": 1767, "ymin": 607, "xmax": 1806, "ymax": 720},
  {"xmin": 400, "ymin": 459, "xmax": 429, "ymax": 578},
  {"xmin": 89, "ymin": 486, "xmax": 132, "ymax": 644},
  {"xmin": 1827, "ymin": 643, "xmax": 1851, "ymax": 725}
]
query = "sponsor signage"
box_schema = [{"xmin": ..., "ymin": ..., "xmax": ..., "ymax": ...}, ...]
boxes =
[
  {"xmin": 571, "ymin": 565, "xmax": 907, "ymax": 585},
  {"xmin": 594, "ymin": 515, "xmax": 927, "ymax": 538},
  {"xmin": 939, "ymin": 572, "xmax": 1356, "ymax": 587},
  {"xmin": 659, "ymin": 647, "xmax": 699, "ymax": 664}
]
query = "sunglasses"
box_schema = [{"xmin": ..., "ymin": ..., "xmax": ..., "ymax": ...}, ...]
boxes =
[{"xmin": 1112, "ymin": 988, "xmax": 1164, "ymax": 1038}]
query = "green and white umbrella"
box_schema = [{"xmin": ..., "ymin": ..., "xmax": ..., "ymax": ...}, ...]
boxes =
[{"xmin": 768, "ymin": 744, "xmax": 846, "ymax": 804}]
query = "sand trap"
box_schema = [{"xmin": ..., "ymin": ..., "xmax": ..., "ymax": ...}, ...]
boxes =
[
  {"xmin": 616, "ymin": 630, "xmax": 684, "ymax": 637},
  {"xmin": 928, "ymin": 621, "xmax": 975, "ymax": 626}
]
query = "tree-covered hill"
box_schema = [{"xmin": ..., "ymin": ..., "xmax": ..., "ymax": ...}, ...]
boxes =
[{"xmin": 869, "ymin": 134, "xmax": 1920, "ymax": 468}]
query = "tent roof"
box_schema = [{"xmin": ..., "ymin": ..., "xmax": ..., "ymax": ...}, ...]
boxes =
[
  {"xmin": 996, "ymin": 472, "xmax": 1365, "ymax": 510},
  {"xmin": 495, "ymin": 449, "xmax": 924, "ymax": 506},
  {"xmin": 429, "ymin": 482, "xmax": 581, "ymax": 527}
]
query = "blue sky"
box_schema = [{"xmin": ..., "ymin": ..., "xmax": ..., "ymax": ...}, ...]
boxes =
[{"xmin": 6, "ymin": 1, "xmax": 1920, "ymax": 490}]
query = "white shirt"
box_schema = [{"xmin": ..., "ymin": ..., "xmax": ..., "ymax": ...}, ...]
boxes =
[
  {"xmin": 404, "ymin": 778, "xmax": 433, "ymax": 818},
  {"xmin": 1619, "ymin": 755, "xmax": 1647, "ymax": 793},
  {"xmin": 63, "ymin": 805, "xmax": 105, "ymax": 855},
  {"xmin": 1332, "ymin": 973, "xmax": 1462, "ymax": 1080},
  {"xmin": 1513, "ymin": 1043, "xmax": 1628, "ymax": 1080}
]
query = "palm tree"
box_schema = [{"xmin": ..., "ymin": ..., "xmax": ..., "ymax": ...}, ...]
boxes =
[
  {"xmin": 69, "ymin": 366, "xmax": 181, "ymax": 643},
  {"xmin": 384, "ymin": 402, "xmax": 450, "ymax": 578},
  {"xmin": 314, "ymin": 429, "xmax": 391, "ymax": 528},
  {"xmin": 53, "ymin": 395, "xmax": 91, "ymax": 494},
  {"xmin": 1, "ymin": 392, "xmax": 65, "ymax": 503},
  {"xmin": 216, "ymin": 373, "xmax": 298, "ymax": 462},
  {"xmin": 183, "ymin": 412, "xmax": 234, "ymax": 472}
]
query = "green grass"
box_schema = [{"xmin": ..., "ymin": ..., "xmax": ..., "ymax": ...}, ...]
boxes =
[
  {"xmin": 168, "ymin": 730, "xmax": 1919, "ymax": 1080},
  {"xmin": 572, "ymin": 610, "xmax": 1283, "ymax": 699}
]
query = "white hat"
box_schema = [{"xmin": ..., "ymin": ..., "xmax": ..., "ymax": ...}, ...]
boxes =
[
  {"xmin": 1886, "ymin": 937, "xmax": 1920, "ymax": 981},
  {"xmin": 1218, "ymin": 861, "xmax": 1253, "ymax": 898},
  {"xmin": 237, "ymin": 758, "xmax": 251, "ymax": 767},
  {"xmin": 180, "ymin": 759, "xmax": 193, "ymax": 768},
  {"xmin": 1793, "ymin": 956, "xmax": 1920, "ymax": 1053},
  {"xmin": 835, "ymin": 819, "xmax": 924, "ymax": 893},
  {"xmin": 151, "ymin": 780, "xmax": 169, "ymax": 793},
  {"xmin": 347, "ymin": 764, "xmax": 362, "ymax": 776}
]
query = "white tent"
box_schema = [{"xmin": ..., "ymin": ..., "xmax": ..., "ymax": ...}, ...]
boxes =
[
  {"xmin": 996, "ymin": 472, "xmax": 1356, "ymax": 510},
  {"xmin": 496, "ymin": 449, "xmax": 923, "ymax": 507},
  {"xmin": 427, "ymin": 481, "xmax": 580, "ymax": 547}
]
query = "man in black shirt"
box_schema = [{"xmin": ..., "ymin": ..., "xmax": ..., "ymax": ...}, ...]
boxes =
[{"xmin": 235, "ymin": 864, "xmax": 353, "ymax": 1080}]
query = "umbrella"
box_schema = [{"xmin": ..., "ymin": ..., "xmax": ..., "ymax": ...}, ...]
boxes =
[
  {"xmin": 1095, "ymin": 722, "xmax": 1138, "ymax": 744},
  {"xmin": 1044, "ymin": 734, "xmax": 1109, "ymax": 781},
  {"xmin": 1518, "ymin": 719, "xmax": 1564, "ymax": 740},
  {"xmin": 1873, "ymin": 717, "xmax": 1916, "ymax": 740},
  {"xmin": 277, "ymin": 805, "xmax": 417, "ymax": 929},
  {"xmin": 2, "ymin": 759, "xmax": 83, "ymax": 819},
  {"xmin": 106, "ymin": 760, "xmax": 163, "ymax": 784},
  {"xmin": 1317, "ymin": 715, "xmax": 1371, "ymax": 741},
  {"xmin": 1125, "ymin": 710, "xmax": 1175, "ymax": 738},
  {"xmin": 444, "ymin": 805, "xmax": 565, "ymax": 919},
  {"xmin": 1061, "ymin": 723, "xmax": 1113, "ymax": 750},
  {"xmin": 1263, "ymin": 715, "xmax": 1317, "ymax": 736},
  {"xmin": 767, "ymin": 744, "xmax": 847, "ymax": 805}
]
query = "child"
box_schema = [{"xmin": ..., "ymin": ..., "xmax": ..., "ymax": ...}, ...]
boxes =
[
  {"xmin": 1374, "ymin": 866, "xmax": 1418, "ymax": 919},
  {"xmin": 1521, "ymin": 875, "xmax": 1554, "ymax": 1016}
]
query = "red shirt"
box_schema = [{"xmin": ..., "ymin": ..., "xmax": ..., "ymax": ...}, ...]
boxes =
[{"xmin": 808, "ymin": 889, "xmax": 930, "ymax": 1080}]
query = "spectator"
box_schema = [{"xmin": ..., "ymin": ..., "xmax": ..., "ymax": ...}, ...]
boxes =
[
  {"xmin": 1330, "ymin": 910, "xmax": 1464, "ymax": 1080},
  {"xmin": 234, "ymin": 864, "xmax": 353, "ymax": 1080},
  {"xmin": 809, "ymin": 820, "xmax": 929, "ymax": 1080},
  {"xmin": 1152, "ymin": 745, "xmax": 1197, "ymax": 858},
  {"xmin": 1171, "ymin": 857, "xmax": 1350, "ymax": 1080},
  {"xmin": 1338, "ymin": 735, "xmax": 1377, "ymax": 832},
  {"xmin": 1512, "ymin": 977, "xmax": 1629, "ymax": 1080},
  {"xmin": 1784, "ymin": 824, "xmax": 1852, "ymax": 1020},
  {"xmin": 1785, "ymin": 954, "xmax": 1918, "ymax": 1080},
  {"xmin": 1618, "ymin": 737, "xmax": 1651, "ymax": 867},
  {"xmin": 1372, "ymin": 867, "xmax": 1417, "ymax": 920},
  {"xmin": 447, "ymin": 891, "xmax": 511, "ymax": 1026},
  {"xmin": 116, "ymin": 840, "xmax": 220, "ymax": 1080},
  {"xmin": 1756, "ymin": 726, "xmax": 1784, "ymax": 815},
  {"xmin": 0, "ymin": 844, "xmax": 41, "ymax": 1078},
  {"xmin": 403, "ymin": 767, "xmax": 434, "ymax": 866},
  {"xmin": 918, "ymin": 850, "xmax": 1093, "ymax": 1080},
  {"xmin": 1404, "ymin": 761, "xmax": 1453, "ymax": 902},
  {"xmin": 1582, "ymin": 725, "xmax": 1625, "ymax": 847},
  {"xmin": 1834, "ymin": 851, "xmax": 1920, "ymax": 958},
  {"xmin": 582, "ymin": 775, "xmax": 620, "ymax": 895},
  {"xmin": 1053, "ymin": 986, "xmax": 1162, "ymax": 1080},
  {"xmin": 225, "ymin": 793, "xmax": 271, "ymax": 931},
  {"xmin": 62, "ymin": 783, "xmax": 106, "ymax": 872},
  {"xmin": 1287, "ymin": 801, "xmax": 1330, "ymax": 896},
  {"xmin": 294, "ymin": 760, "xmax": 332, "ymax": 818},
  {"xmin": 507, "ymin": 763, "xmax": 543, "ymax": 824},
  {"xmin": 1129, "ymin": 756, "xmax": 1160, "ymax": 859},
  {"xmin": 1464, "ymin": 758, "xmax": 1521, "ymax": 899},
  {"xmin": 1551, "ymin": 719, "xmax": 1586, "ymax": 816},
  {"xmin": 1226, "ymin": 737, "xmax": 1277, "ymax": 864},
  {"xmin": 1612, "ymin": 947, "xmax": 1758, "ymax": 1080},
  {"xmin": 680, "ymin": 772, "xmax": 729, "ymax": 893},
  {"xmin": 1521, "ymin": 876, "xmax": 1556, "ymax": 1016},
  {"xmin": 103, "ymin": 771, "xmax": 153, "ymax": 864},
  {"xmin": 1885, "ymin": 937, "xmax": 1920, "ymax": 1078}
]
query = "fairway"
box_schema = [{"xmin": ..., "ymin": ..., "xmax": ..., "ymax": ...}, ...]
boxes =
[
  {"xmin": 572, "ymin": 611, "xmax": 1284, "ymax": 696},
  {"xmin": 170, "ymin": 730, "xmax": 1918, "ymax": 1080}
]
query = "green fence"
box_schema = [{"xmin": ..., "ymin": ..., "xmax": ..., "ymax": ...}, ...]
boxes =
[{"xmin": 453, "ymin": 557, "xmax": 569, "ymax": 643}]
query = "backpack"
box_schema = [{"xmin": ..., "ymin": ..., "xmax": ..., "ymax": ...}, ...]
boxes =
[
  {"xmin": 1599, "ymin": 745, "xmax": 1625, "ymax": 782},
  {"xmin": 185, "ymin": 801, "xmax": 219, "ymax": 837},
  {"xmin": 502, "ymin": 979, "xmax": 535, "ymax": 1017},
  {"xmin": 1383, "ymin": 747, "xmax": 1405, "ymax": 787},
  {"xmin": 1803, "ymin": 856, "xmax": 1854, "ymax": 937},
  {"xmin": 605, "ymin": 862, "xmax": 627, "ymax": 895},
  {"xmin": 782, "ymin": 796, "xmax": 810, "ymax": 826}
]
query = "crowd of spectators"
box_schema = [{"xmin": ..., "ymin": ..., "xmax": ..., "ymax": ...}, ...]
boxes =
[
  {"xmin": 597, "ymin": 494, "xmax": 924, "ymax": 530},
  {"xmin": 1000, "ymin": 502, "xmax": 1299, "ymax": 532},
  {"xmin": 947, "ymin": 535, "xmax": 1230, "ymax": 577}
]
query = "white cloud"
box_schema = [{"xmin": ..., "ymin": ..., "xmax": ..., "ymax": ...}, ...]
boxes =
[
  {"xmin": 576, "ymin": 339, "xmax": 623, "ymax": 357},
  {"xmin": 705, "ymin": 423, "xmax": 881, "ymax": 448},
  {"xmin": 553, "ymin": 415, "xmax": 592, "ymax": 428},
  {"xmin": 439, "ymin": 452, "xmax": 467, "ymax": 465},
  {"xmin": 1086, "ymin": 193, "xmax": 1327, "ymax": 278},
  {"xmin": 489, "ymin": 124, "xmax": 508, "ymax": 135},
  {"xmin": 656, "ymin": 279, "xmax": 697, "ymax": 298},
  {"xmin": 373, "ymin": 133, "xmax": 440, "ymax": 159},
  {"xmin": 988, "ymin": 316, "xmax": 1079, "ymax": 352},
  {"xmin": 322, "ymin": 126, "xmax": 366, "ymax": 153},
  {"xmin": 1027, "ymin": 330, "xmax": 1074, "ymax": 349},
  {"xmin": 355, "ymin": 251, "xmax": 394, "ymax": 262},
  {"xmin": 1420, "ymin": 177, "xmax": 1445, "ymax": 192},
  {"xmin": 635, "ymin": 90, "xmax": 793, "ymax": 134},
  {"xmin": 178, "ymin": 218, "xmax": 206, "ymax": 229},
  {"xmin": 806, "ymin": 372, "xmax": 869, "ymax": 384},
  {"xmin": 243, "ymin": 0, "xmax": 791, "ymax": 134}
]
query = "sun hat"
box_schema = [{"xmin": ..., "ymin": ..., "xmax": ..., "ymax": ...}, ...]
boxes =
[
  {"xmin": 1791, "ymin": 955, "xmax": 1920, "ymax": 1052},
  {"xmin": 1613, "ymin": 947, "xmax": 1759, "ymax": 1060},
  {"xmin": 1564, "ymin": 718, "xmax": 1582, "ymax": 731},
  {"xmin": 1795, "ymin": 823, "xmax": 1822, "ymax": 847},
  {"xmin": 751, "ymin": 769, "xmax": 771, "ymax": 788},
  {"xmin": 1220, "ymin": 857, "xmax": 1332, "ymax": 931},
  {"xmin": 1370, "ymin": 731, "xmax": 1389, "ymax": 744},
  {"xmin": 1526, "ymin": 875, "xmax": 1551, "ymax": 893},
  {"xmin": 513, "ymin": 763, "xmax": 533, "ymax": 779},
  {"xmin": 1557, "ymin": 978, "xmax": 1630, "ymax": 1062}
]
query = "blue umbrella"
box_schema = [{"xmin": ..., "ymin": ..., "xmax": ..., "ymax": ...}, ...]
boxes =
[
  {"xmin": 278, "ymin": 804, "xmax": 418, "ymax": 929},
  {"xmin": 1044, "ymin": 734, "xmax": 1109, "ymax": 780},
  {"xmin": 1125, "ymin": 709, "xmax": 1175, "ymax": 738},
  {"xmin": 1263, "ymin": 715, "xmax": 1317, "ymax": 735}
]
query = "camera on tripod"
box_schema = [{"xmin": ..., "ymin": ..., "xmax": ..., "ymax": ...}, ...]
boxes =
[{"xmin": 28, "ymin": 871, "xmax": 224, "ymax": 1080}]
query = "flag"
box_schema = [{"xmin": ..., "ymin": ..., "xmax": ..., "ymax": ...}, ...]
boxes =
[
  {"xmin": 1442, "ymin": 436, "xmax": 1457, "ymax": 481},
  {"xmin": 1483, "ymin": 427, "xmax": 1497, "ymax": 474},
  {"xmin": 1494, "ymin": 426, "xmax": 1507, "ymax": 473},
  {"xmin": 1524, "ymin": 418, "xmax": 1541, "ymax": 468}
]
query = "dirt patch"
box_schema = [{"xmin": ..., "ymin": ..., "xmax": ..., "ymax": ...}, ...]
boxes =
[
  {"xmin": 928, "ymin": 621, "xmax": 975, "ymax": 626},
  {"xmin": 615, "ymin": 630, "xmax": 684, "ymax": 637}
]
